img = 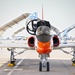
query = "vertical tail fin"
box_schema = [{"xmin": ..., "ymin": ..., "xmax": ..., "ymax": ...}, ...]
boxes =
[{"xmin": 42, "ymin": 5, "xmax": 44, "ymax": 20}]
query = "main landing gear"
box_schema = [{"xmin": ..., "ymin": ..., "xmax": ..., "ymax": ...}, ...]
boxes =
[
  {"xmin": 7, "ymin": 48, "xmax": 16, "ymax": 67},
  {"xmin": 39, "ymin": 54, "xmax": 50, "ymax": 71},
  {"xmin": 7, "ymin": 48, "xmax": 26, "ymax": 67},
  {"xmin": 72, "ymin": 47, "xmax": 75, "ymax": 66}
]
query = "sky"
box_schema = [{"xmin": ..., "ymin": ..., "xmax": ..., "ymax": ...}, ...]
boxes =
[{"xmin": 0, "ymin": 0, "xmax": 75, "ymax": 38}]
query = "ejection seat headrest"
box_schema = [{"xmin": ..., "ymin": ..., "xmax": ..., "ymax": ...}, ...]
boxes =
[{"xmin": 37, "ymin": 20, "xmax": 51, "ymax": 28}]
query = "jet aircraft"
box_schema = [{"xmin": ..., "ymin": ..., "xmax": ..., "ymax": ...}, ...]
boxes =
[{"xmin": 0, "ymin": 10, "xmax": 75, "ymax": 72}]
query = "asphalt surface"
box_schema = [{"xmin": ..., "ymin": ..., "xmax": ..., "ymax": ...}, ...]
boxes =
[{"xmin": 0, "ymin": 48, "xmax": 75, "ymax": 75}]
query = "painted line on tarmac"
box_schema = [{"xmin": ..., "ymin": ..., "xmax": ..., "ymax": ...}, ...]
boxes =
[
  {"xmin": 7, "ymin": 50, "xmax": 31, "ymax": 75},
  {"xmin": 4, "ymin": 69, "xmax": 22, "ymax": 71}
]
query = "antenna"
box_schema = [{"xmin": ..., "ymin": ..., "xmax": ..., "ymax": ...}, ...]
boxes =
[{"xmin": 42, "ymin": 5, "xmax": 44, "ymax": 20}]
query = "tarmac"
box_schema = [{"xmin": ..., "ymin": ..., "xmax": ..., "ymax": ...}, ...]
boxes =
[{"xmin": 0, "ymin": 48, "xmax": 75, "ymax": 75}]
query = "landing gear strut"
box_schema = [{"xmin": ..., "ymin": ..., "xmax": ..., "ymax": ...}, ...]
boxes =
[
  {"xmin": 39, "ymin": 54, "xmax": 50, "ymax": 71},
  {"xmin": 72, "ymin": 47, "xmax": 75, "ymax": 66},
  {"xmin": 8, "ymin": 48, "xmax": 16, "ymax": 67}
]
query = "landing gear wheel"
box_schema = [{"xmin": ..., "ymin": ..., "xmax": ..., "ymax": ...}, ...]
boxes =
[
  {"xmin": 39, "ymin": 62, "xmax": 42, "ymax": 71},
  {"xmin": 11, "ymin": 61, "xmax": 15, "ymax": 66},
  {"xmin": 72, "ymin": 60, "xmax": 75, "ymax": 66},
  {"xmin": 47, "ymin": 62, "xmax": 50, "ymax": 71}
]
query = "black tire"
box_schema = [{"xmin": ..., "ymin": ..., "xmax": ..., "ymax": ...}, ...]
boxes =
[
  {"xmin": 39, "ymin": 62, "xmax": 42, "ymax": 71},
  {"xmin": 47, "ymin": 62, "xmax": 50, "ymax": 71},
  {"xmin": 11, "ymin": 61, "xmax": 15, "ymax": 66}
]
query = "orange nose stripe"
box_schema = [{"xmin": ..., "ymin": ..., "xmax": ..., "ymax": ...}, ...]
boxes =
[{"xmin": 36, "ymin": 41, "xmax": 52, "ymax": 54}]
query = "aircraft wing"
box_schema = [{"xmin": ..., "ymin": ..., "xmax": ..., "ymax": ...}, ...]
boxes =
[
  {"xmin": 0, "ymin": 40, "xmax": 75, "ymax": 50},
  {"xmin": 0, "ymin": 13, "xmax": 30, "ymax": 35},
  {"xmin": 0, "ymin": 40, "xmax": 35, "ymax": 50},
  {"xmin": 0, "ymin": 43, "xmax": 33, "ymax": 49},
  {"xmin": 12, "ymin": 27, "xmax": 25, "ymax": 36},
  {"xmin": 53, "ymin": 43, "xmax": 75, "ymax": 50}
]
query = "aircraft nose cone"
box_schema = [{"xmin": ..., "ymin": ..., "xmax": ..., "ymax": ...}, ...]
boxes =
[
  {"xmin": 36, "ymin": 34, "xmax": 51, "ymax": 42},
  {"xmin": 36, "ymin": 26, "xmax": 51, "ymax": 42}
]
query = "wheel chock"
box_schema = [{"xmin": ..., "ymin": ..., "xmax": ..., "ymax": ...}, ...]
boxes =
[
  {"xmin": 72, "ymin": 63, "xmax": 75, "ymax": 66},
  {"xmin": 8, "ymin": 63, "xmax": 15, "ymax": 67}
]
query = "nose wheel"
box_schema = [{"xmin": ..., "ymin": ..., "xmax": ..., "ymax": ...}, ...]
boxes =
[
  {"xmin": 39, "ymin": 62, "xmax": 42, "ymax": 71},
  {"xmin": 47, "ymin": 62, "xmax": 50, "ymax": 71},
  {"xmin": 39, "ymin": 62, "xmax": 50, "ymax": 71},
  {"xmin": 39, "ymin": 54, "xmax": 50, "ymax": 71}
]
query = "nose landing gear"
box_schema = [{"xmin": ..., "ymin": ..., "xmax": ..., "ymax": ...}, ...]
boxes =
[{"xmin": 39, "ymin": 54, "xmax": 50, "ymax": 71}]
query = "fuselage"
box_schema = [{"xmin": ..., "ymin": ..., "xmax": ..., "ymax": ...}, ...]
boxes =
[{"xmin": 35, "ymin": 20, "xmax": 52, "ymax": 54}]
